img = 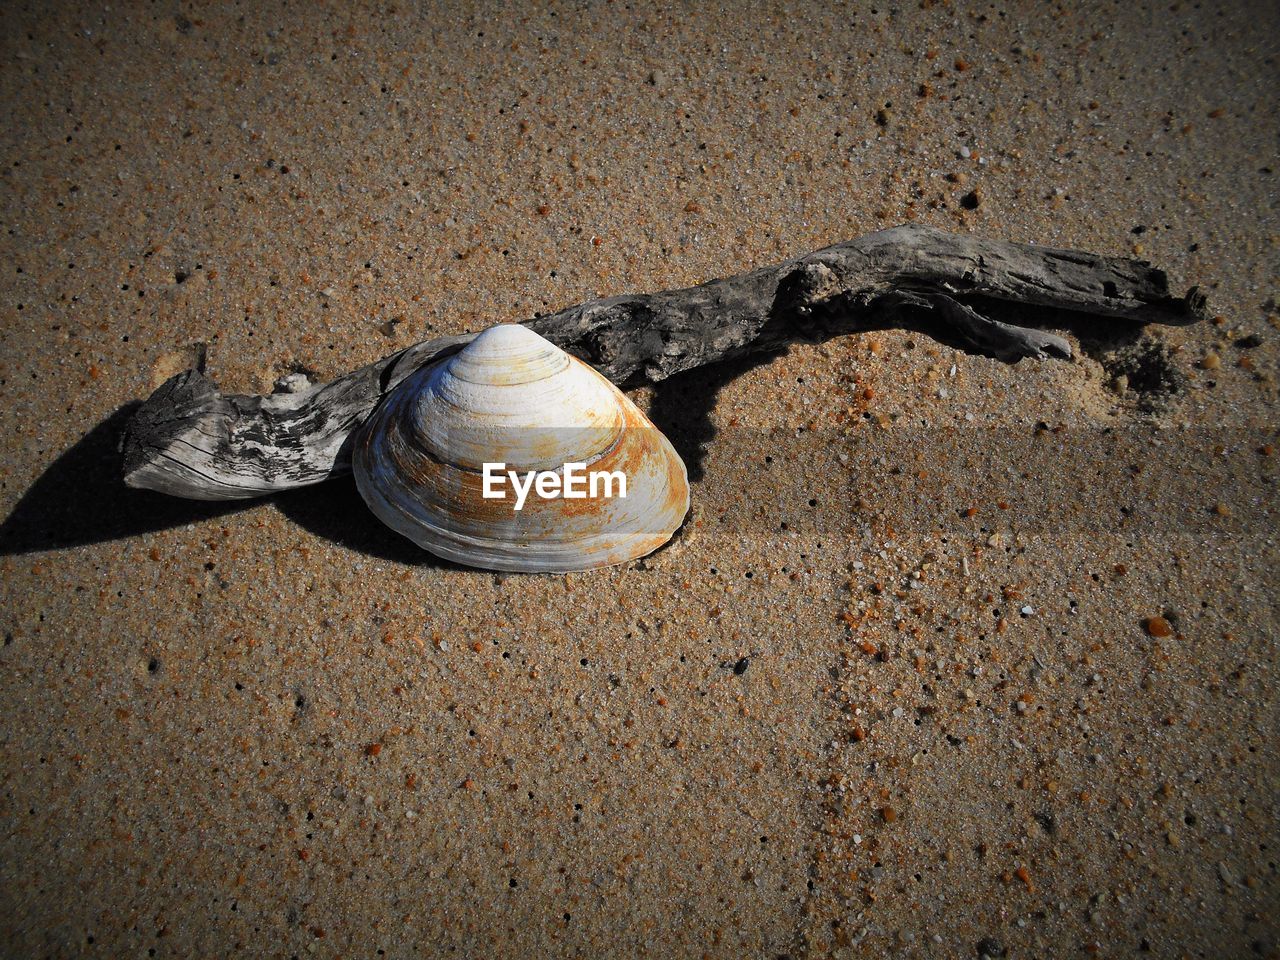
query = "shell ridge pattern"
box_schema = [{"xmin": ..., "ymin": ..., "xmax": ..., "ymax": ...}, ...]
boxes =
[{"xmin": 353, "ymin": 323, "xmax": 690, "ymax": 572}]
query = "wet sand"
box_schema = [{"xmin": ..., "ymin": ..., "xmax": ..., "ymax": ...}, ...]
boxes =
[{"xmin": 1, "ymin": 2, "xmax": 1276, "ymax": 956}]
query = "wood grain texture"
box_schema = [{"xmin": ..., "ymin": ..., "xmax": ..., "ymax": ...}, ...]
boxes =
[{"xmin": 120, "ymin": 225, "xmax": 1207, "ymax": 500}]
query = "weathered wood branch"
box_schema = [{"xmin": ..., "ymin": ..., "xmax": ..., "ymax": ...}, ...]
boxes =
[{"xmin": 121, "ymin": 224, "xmax": 1207, "ymax": 500}]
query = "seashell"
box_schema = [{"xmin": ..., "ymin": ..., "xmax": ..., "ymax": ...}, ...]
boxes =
[{"xmin": 353, "ymin": 323, "xmax": 690, "ymax": 572}]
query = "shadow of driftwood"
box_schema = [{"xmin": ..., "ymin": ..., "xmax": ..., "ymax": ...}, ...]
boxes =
[
  {"xmin": 273, "ymin": 475, "xmax": 457, "ymax": 570},
  {"xmin": 647, "ymin": 351, "xmax": 786, "ymax": 482},
  {"xmin": 0, "ymin": 404, "xmax": 249, "ymax": 555}
]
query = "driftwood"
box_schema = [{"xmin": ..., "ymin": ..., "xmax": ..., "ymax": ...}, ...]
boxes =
[{"xmin": 121, "ymin": 224, "xmax": 1206, "ymax": 500}]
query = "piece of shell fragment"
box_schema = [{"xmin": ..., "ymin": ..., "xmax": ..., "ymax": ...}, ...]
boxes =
[{"xmin": 353, "ymin": 323, "xmax": 690, "ymax": 572}]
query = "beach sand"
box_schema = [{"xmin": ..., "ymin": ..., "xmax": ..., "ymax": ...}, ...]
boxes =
[{"xmin": 1, "ymin": 1, "xmax": 1276, "ymax": 956}]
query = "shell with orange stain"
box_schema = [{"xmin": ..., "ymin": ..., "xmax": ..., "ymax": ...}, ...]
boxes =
[{"xmin": 353, "ymin": 324, "xmax": 690, "ymax": 572}]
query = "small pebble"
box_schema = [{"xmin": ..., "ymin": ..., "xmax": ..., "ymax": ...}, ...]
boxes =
[{"xmin": 273, "ymin": 371, "xmax": 312, "ymax": 394}]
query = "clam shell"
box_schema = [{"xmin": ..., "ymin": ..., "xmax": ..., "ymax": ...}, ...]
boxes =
[{"xmin": 353, "ymin": 324, "xmax": 690, "ymax": 572}]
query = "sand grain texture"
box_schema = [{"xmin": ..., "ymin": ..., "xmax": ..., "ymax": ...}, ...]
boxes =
[{"xmin": 0, "ymin": 2, "xmax": 1276, "ymax": 957}]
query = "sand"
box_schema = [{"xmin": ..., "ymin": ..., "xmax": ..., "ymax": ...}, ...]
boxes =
[{"xmin": 1, "ymin": 1, "xmax": 1276, "ymax": 957}]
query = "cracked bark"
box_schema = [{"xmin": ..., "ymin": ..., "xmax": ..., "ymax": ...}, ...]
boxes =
[{"xmin": 120, "ymin": 224, "xmax": 1207, "ymax": 500}]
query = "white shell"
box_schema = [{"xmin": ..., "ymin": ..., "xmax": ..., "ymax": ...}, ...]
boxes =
[{"xmin": 353, "ymin": 324, "xmax": 690, "ymax": 572}]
